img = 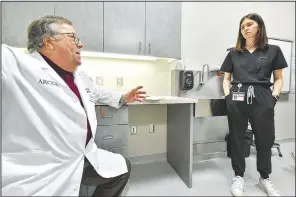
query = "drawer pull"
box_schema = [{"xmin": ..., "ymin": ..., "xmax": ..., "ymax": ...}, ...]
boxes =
[
  {"xmin": 102, "ymin": 135, "xmax": 114, "ymax": 140},
  {"xmin": 98, "ymin": 106, "xmax": 113, "ymax": 118},
  {"xmin": 102, "ymin": 115, "xmax": 113, "ymax": 118},
  {"xmin": 97, "ymin": 106, "xmax": 104, "ymax": 117},
  {"xmin": 109, "ymin": 148, "xmax": 116, "ymax": 152}
]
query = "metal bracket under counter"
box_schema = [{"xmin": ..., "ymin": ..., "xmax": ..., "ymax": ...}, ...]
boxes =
[
  {"xmin": 166, "ymin": 98, "xmax": 228, "ymax": 189},
  {"xmin": 167, "ymin": 103, "xmax": 194, "ymax": 188}
]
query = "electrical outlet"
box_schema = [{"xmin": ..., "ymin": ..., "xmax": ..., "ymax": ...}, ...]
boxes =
[
  {"xmin": 96, "ymin": 76, "xmax": 103, "ymax": 86},
  {"xmin": 130, "ymin": 126, "xmax": 137, "ymax": 135},
  {"xmin": 149, "ymin": 124, "xmax": 155, "ymax": 133},
  {"xmin": 117, "ymin": 77, "xmax": 123, "ymax": 87}
]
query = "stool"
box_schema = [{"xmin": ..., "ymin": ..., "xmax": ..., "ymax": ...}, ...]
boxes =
[{"xmin": 251, "ymin": 141, "xmax": 283, "ymax": 157}]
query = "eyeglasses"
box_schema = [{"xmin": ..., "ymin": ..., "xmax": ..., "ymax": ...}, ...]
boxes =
[{"xmin": 56, "ymin": 32, "xmax": 81, "ymax": 45}]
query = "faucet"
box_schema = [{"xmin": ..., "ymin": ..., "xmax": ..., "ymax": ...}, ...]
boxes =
[{"xmin": 200, "ymin": 64, "xmax": 210, "ymax": 86}]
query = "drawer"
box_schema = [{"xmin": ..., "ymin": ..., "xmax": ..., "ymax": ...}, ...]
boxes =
[
  {"xmin": 95, "ymin": 106, "xmax": 128, "ymax": 125},
  {"xmin": 95, "ymin": 125, "xmax": 129, "ymax": 149}
]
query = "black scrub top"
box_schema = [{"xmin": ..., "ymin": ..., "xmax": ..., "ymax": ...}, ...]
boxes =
[{"xmin": 220, "ymin": 44, "xmax": 288, "ymax": 87}]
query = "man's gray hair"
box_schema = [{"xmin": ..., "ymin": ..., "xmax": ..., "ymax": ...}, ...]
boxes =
[{"xmin": 27, "ymin": 15, "xmax": 72, "ymax": 53}]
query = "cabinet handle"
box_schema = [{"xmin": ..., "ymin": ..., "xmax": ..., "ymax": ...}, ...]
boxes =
[
  {"xmin": 102, "ymin": 135, "xmax": 114, "ymax": 140},
  {"xmin": 97, "ymin": 106, "xmax": 113, "ymax": 118},
  {"xmin": 138, "ymin": 42, "xmax": 142, "ymax": 54},
  {"xmin": 148, "ymin": 43, "xmax": 151, "ymax": 55},
  {"xmin": 108, "ymin": 147, "xmax": 117, "ymax": 152},
  {"xmin": 98, "ymin": 106, "xmax": 105, "ymax": 117},
  {"xmin": 102, "ymin": 115, "xmax": 113, "ymax": 118}
]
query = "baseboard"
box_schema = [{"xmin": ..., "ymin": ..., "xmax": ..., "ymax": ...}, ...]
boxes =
[
  {"xmin": 193, "ymin": 151, "xmax": 228, "ymax": 163},
  {"xmin": 129, "ymin": 153, "xmax": 167, "ymax": 164},
  {"xmin": 130, "ymin": 151, "xmax": 228, "ymax": 165},
  {"xmin": 275, "ymin": 138, "xmax": 295, "ymax": 143}
]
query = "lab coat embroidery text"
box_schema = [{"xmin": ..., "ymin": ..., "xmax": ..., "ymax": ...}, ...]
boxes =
[
  {"xmin": 38, "ymin": 79, "xmax": 59, "ymax": 86},
  {"xmin": 85, "ymin": 88, "xmax": 91, "ymax": 93}
]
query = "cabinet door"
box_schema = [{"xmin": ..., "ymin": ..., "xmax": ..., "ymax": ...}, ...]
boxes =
[
  {"xmin": 2, "ymin": 2, "xmax": 54, "ymax": 47},
  {"xmin": 103, "ymin": 2, "xmax": 145, "ymax": 55},
  {"xmin": 145, "ymin": 2, "xmax": 181, "ymax": 58},
  {"xmin": 54, "ymin": 2, "xmax": 103, "ymax": 52}
]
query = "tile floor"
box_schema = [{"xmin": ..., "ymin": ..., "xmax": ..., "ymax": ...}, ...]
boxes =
[{"xmin": 124, "ymin": 140, "xmax": 295, "ymax": 196}]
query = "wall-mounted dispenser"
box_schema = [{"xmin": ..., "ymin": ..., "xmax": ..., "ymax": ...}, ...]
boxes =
[{"xmin": 179, "ymin": 70, "xmax": 194, "ymax": 90}]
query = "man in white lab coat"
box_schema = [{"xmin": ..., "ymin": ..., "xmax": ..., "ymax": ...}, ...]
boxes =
[{"xmin": 2, "ymin": 15, "xmax": 146, "ymax": 196}]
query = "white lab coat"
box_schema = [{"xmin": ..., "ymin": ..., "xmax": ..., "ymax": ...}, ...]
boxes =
[{"xmin": 1, "ymin": 44, "xmax": 128, "ymax": 196}]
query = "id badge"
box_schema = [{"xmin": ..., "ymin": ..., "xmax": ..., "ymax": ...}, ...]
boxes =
[{"xmin": 232, "ymin": 92, "xmax": 245, "ymax": 101}]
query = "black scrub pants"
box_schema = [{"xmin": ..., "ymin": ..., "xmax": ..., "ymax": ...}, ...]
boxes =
[
  {"xmin": 226, "ymin": 85, "xmax": 277, "ymax": 179},
  {"xmin": 79, "ymin": 157, "xmax": 131, "ymax": 197}
]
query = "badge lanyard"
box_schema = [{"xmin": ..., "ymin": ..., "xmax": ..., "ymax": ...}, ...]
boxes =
[{"xmin": 232, "ymin": 83, "xmax": 245, "ymax": 101}]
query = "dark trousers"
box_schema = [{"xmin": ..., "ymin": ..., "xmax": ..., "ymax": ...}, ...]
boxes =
[
  {"xmin": 79, "ymin": 157, "xmax": 131, "ymax": 197},
  {"xmin": 226, "ymin": 85, "xmax": 276, "ymax": 179}
]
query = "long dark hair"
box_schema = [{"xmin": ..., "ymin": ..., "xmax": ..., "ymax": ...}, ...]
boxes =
[{"xmin": 235, "ymin": 13, "xmax": 268, "ymax": 52}]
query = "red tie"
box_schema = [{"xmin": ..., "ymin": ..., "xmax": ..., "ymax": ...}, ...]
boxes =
[{"xmin": 63, "ymin": 74, "xmax": 92, "ymax": 145}]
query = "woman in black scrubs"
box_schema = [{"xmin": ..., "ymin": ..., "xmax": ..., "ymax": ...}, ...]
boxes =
[{"xmin": 220, "ymin": 13, "xmax": 288, "ymax": 196}]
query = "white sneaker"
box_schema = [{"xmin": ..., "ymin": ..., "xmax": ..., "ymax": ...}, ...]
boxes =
[
  {"xmin": 259, "ymin": 178, "xmax": 281, "ymax": 196},
  {"xmin": 230, "ymin": 176, "xmax": 245, "ymax": 196}
]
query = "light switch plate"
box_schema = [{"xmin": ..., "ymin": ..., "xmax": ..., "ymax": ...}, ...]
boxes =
[
  {"xmin": 130, "ymin": 126, "xmax": 137, "ymax": 135},
  {"xmin": 117, "ymin": 77, "xmax": 123, "ymax": 87},
  {"xmin": 149, "ymin": 124, "xmax": 155, "ymax": 133},
  {"xmin": 96, "ymin": 76, "xmax": 103, "ymax": 86}
]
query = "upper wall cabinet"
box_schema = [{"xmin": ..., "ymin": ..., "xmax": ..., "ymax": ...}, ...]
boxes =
[
  {"xmin": 2, "ymin": 2, "xmax": 54, "ymax": 47},
  {"xmin": 103, "ymin": 2, "xmax": 146, "ymax": 55},
  {"xmin": 54, "ymin": 2, "xmax": 104, "ymax": 52},
  {"xmin": 103, "ymin": 2, "xmax": 181, "ymax": 58},
  {"xmin": 2, "ymin": 2, "xmax": 181, "ymax": 58},
  {"xmin": 145, "ymin": 2, "xmax": 181, "ymax": 59}
]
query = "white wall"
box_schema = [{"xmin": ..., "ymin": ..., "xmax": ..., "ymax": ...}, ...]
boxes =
[{"xmin": 181, "ymin": 2, "xmax": 295, "ymax": 70}]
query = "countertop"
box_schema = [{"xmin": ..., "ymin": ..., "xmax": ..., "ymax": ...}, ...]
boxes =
[
  {"xmin": 129, "ymin": 96, "xmax": 200, "ymax": 105},
  {"xmin": 96, "ymin": 96, "xmax": 225, "ymax": 106}
]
